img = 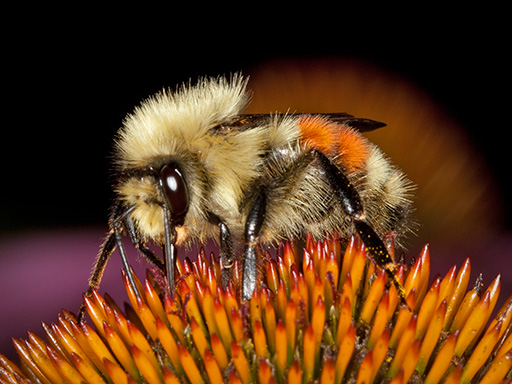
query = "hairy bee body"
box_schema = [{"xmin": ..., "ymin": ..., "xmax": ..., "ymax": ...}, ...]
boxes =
[
  {"xmin": 79, "ymin": 74, "xmax": 414, "ymax": 319},
  {"xmin": 115, "ymin": 76, "xmax": 412, "ymax": 249}
]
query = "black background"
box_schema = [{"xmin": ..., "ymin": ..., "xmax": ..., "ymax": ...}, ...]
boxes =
[{"xmin": 2, "ymin": 12, "xmax": 509, "ymax": 234}]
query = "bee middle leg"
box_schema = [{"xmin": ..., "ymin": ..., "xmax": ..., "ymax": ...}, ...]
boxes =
[
  {"xmin": 219, "ymin": 222, "xmax": 235, "ymax": 288},
  {"xmin": 207, "ymin": 211, "xmax": 236, "ymax": 289}
]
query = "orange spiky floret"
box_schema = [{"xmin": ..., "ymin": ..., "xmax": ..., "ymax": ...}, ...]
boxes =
[{"xmin": 1, "ymin": 235, "xmax": 511, "ymax": 384}]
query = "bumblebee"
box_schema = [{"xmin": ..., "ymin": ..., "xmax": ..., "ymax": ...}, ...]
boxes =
[{"xmin": 79, "ymin": 74, "xmax": 413, "ymax": 320}]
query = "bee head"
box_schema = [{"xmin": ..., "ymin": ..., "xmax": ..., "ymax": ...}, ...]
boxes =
[{"xmin": 114, "ymin": 159, "xmax": 193, "ymax": 243}]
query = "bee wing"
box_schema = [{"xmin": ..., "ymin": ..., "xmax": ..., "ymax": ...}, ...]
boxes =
[
  {"xmin": 317, "ymin": 113, "xmax": 386, "ymax": 132},
  {"xmin": 228, "ymin": 113, "xmax": 385, "ymax": 132}
]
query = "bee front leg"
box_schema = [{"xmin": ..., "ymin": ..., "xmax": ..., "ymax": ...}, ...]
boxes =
[
  {"xmin": 124, "ymin": 214, "xmax": 165, "ymax": 271},
  {"xmin": 79, "ymin": 204, "xmax": 143, "ymax": 323},
  {"xmin": 78, "ymin": 231, "xmax": 117, "ymax": 323},
  {"xmin": 114, "ymin": 218, "xmax": 143, "ymax": 298},
  {"xmin": 242, "ymin": 188, "xmax": 267, "ymax": 301}
]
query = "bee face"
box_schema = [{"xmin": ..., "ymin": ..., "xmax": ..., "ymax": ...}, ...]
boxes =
[
  {"xmin": 79, "ymin": 74, "xmax": 414, "ymax": 321},
  {"xmin": 115, "ymin": 162, "xmax": 190, "ymax": 241}
]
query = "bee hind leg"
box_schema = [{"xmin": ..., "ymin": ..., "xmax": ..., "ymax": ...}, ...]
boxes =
[
  {"xmin": 353, "ymin": 220, "xmax": 406, "ymax": 303},
  {"xmin": 314, "ymin": 150, "xmax": 407, "ymax": 307}
]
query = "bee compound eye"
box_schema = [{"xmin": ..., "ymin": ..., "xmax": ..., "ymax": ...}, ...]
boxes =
[{"xmin": 160, "ymin": 164, "xmax": 189, "ymax": 224}]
